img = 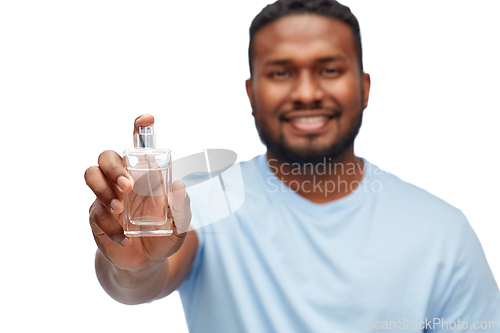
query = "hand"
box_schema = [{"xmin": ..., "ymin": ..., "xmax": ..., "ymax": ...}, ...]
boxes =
[{"xmin": 84, "ymin": 114, "xmax": 192, "ymax": 271}]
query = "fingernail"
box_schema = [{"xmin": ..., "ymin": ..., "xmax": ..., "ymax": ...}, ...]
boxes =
[
  {"xmin": 110, "ymin": 199, "xmax": 123, "ymax": 214},
  {"xmin": 117, "ymin": 176, "xmax": 130, "ymax": 192},
  {"xmin": 121, "ymin": 237, "xmax": 132, "ymax": 247}
]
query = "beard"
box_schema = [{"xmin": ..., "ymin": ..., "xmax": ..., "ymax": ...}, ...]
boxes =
[{"xmin": 253, "ymin": 99, "xmax": 364, "ymax": 165}]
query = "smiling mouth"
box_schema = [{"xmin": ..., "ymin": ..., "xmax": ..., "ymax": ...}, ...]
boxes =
[
  {"xmin": 281, "ymin": 110, "xmax": 339, "ymax": 133},
  {"xmin": 280, "ymin": 108, "xmax": 340, "ymax": 121},
  {"xmin": 284, "ymin": 115, "xmax": 335, "ymax": 132},
  {"xmin": 287, "ymin": 115, "xmax": 332, "ymax": 123}
]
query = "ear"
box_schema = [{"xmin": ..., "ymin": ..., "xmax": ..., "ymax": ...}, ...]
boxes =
[
  {"xmin": 245, "ymin": 79, "xmax": 255, "ymax": 116},
  {"xmin": 361, "ymin": 73, "xmax": 371, "ymax": 109}
]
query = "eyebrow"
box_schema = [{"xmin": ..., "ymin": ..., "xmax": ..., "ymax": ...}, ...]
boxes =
[
  {"xmin": 263, "ymin": 59, "xmax": 291, "ymax": 66},
  {"xmin": 317, "ymin": 56, "xmax": 347, "ymax": 63},
  {"xmin": 263, "ymin": 56, "xmax": 347, "ymax": 67}
]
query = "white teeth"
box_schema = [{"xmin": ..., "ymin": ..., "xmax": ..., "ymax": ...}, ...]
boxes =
[{"xmin": 292, "ymin": 116, "xmax": 328, "ymax": 123}]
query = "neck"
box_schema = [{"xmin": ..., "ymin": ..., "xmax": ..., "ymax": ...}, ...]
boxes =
[{"xmin": 266, "ymin": 148, "xmax": 364, "ymax": 204}]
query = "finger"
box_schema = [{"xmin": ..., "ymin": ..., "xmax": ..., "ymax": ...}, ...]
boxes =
[
  {"xmin": 133, "ymin": 114, "xmax": 155, "ymax": 135},
  {"xmin": 171, "ymin": 180, "xmax": 192, "ymax": 234},
  {"xmin": 97, "ymin": 150, "xmax": 134, "ymax": 194},
  {"xmin": 89, "ymin": 199, "xmax": 131, "ymax": 247},
  {"xmin": 85, "ymin": 165, "xmax": 124, "ymax": 214}
]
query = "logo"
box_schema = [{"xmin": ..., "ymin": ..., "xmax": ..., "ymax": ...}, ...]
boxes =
[{"xmin": 173, "ymin": 149, "xmax": 245, "ymax": 228}]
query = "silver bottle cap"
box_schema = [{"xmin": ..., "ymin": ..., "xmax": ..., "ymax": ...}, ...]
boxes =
[{"xmin": 135, "ymin": 126, "xmax": 156, "ymax": 148}]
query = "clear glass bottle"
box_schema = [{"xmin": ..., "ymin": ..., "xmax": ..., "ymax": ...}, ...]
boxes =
[{"xmin": 123, "ymin": 125, "xmax": 172, "ymax": 237}]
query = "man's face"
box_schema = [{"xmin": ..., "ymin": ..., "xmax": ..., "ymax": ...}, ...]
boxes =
[{"xmin": 246, "ymin": 14, "xmax": 370, "ymax": 165}]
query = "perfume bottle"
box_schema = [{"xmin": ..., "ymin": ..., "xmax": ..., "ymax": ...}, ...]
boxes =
[{"xmin": 123, "ymin": 125, "xmax": 172, "ymax": 237}]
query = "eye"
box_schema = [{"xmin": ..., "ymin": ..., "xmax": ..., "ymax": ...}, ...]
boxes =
[
  {"xmin": 320, "ymin": 68, "xmax": 338, "ymax": 76},
  {"xmin": 270, "ymin": 70, "xmax": 291, "ymax": 79}
]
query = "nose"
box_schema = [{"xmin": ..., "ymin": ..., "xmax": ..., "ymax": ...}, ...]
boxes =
[{"xmin": 290, "ymin": 71, "xmax": 324, "ymax": 107}]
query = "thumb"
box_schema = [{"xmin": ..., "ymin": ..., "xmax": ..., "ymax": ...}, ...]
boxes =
[{"xmin": 171, "ymin": 180, "xmax": 191, "ymax": 234}]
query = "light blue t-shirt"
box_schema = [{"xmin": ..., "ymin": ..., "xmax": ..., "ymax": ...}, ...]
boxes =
[{"xmin": 178, "ymin": 155, "xmax": 500, "ymax": 332}]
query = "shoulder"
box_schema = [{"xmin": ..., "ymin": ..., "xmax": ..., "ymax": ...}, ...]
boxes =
[
  {"xmin": 363, "ymin": 161, "xmax": 484, "ymax": 272},
  {"xmin": 362, "ymin": 160, "xmax": 471, "ymax": 249},
  {"xmin": 366, "ymin": 161, "xmax": 464, "ymax": 221}
]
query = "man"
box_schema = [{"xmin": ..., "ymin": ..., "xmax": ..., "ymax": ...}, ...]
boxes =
[{"xmin": 84, "ymin": 0, "xmax": 500, "ymax": 331}]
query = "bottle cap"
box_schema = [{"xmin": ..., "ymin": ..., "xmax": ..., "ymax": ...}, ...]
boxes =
[{"xmin": 134, "ymin": 126, "xmax": 156, "ymax": 148}]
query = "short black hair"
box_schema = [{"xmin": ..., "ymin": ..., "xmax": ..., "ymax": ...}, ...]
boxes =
[{"xmin": 248, "ymin": 0, "xmax": 363, "ymax": 77}]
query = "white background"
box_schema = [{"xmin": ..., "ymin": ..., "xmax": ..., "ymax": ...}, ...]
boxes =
[{"xmin": 1, "ymin": 0, "xmax": 499, "ymax": 332}]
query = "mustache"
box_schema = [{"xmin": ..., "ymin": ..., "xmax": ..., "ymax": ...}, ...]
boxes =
[{"xmin": 279, "ymin": 106, "xmax": 342, "ymax": 120}]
